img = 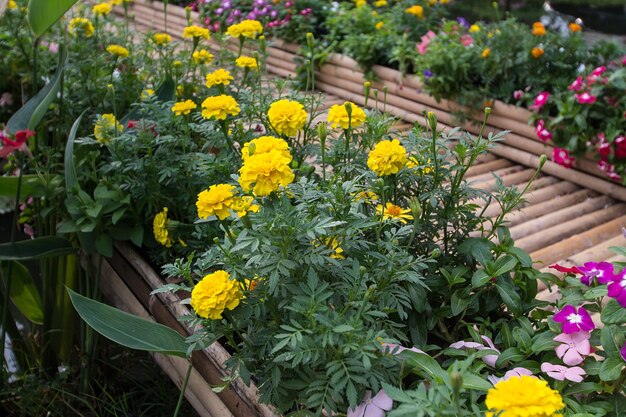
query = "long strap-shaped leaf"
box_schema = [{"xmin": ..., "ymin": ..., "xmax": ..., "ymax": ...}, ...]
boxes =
[
  {"xmin": 0, "ymin": 237, "xmax": 76, "ymax": 260},
  {"xmin": 67, "ymin": 289, "xmax": 189, "ymax": 358},
  {"xmin": 27, "ymin": 0, "xmax": 80, "ymax": 37}
]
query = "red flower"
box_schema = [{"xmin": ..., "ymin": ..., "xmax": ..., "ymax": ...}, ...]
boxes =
[
  {"xmin": 552, "ymin": 147, "xmax": 575, "ymax": 168},
  {"xmin": 549, "ymin": 264, "xmax": 581, "ymax": 274}
]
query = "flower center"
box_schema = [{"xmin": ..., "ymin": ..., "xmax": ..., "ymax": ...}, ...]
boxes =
[
  {"xmin": 387, "ymin": 205, "xmax": 402, "ymax": 216},
  {"xmin": 567, "ymin": 313, "xmax": 583, "ymax": 324}
]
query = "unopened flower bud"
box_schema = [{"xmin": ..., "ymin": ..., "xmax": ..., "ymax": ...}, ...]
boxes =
[
  {"xmin": 430, "ymin": 248, "xmax": 441, "ymax": 258},
  {"xmin": 427, "ymin": 111, "xmax": 437, "ymax": 131},
  {"xmin": 306, "ymin": 32, "xmax": 315, "ymax": 49},
  {"xmin": 484, "ymin": 106, "xmax": 492, "ymax": 117},
  {"xmin": 318, "ymin": 122, "xmax": 328, "ymax": 146},
  {"xmin": 538, "ymin": 154, "xmax": 547, "ymax": 169},
  {"xmin": 344, "ymin": 102, "xmax": 353, "ymax": 117},
  {"xmin": 248, "ymin": 142, "xmax": 256, "ymax": 157},
  {"xmin": 451, "ymin": 371, "xmax": 463, "ymax": 392},
  {"xmin": 409, "ymin": 198, "xmax": 422, "ymax": 219}
]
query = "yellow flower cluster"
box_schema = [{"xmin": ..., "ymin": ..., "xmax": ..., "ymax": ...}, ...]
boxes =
[
  {"xmin": 182, "ymin": 25, "xmax": 210, "ymax": 40},
  {"xmin": 201, "ymin": 95, "xmax": 240, "ymax": 120},
  {"xmin": 106, "ymin": 44, "xmax": 130, "ymax": 58},
  {"xmin": 193, "ymin": 49, "xmax": 214, "ymax": 64},
  {"xmin": 532, "ymin": 22, "xmax": 546, "ymax": 36},
  {"xmin": 230, "ymin": 196, "xmax": 260, "ymax": 217},
  {"xmin": 94, "ymin": 113, "xmax": 122, "ymax": 143},
  {"xmin": 197, "ymin": 184, "xmax": 236, "ymax": 220},
  {"xmin": 239, "ymin": 143, "xmax": 295, "ymax": 196},
  {"xmin": 68, "ymin": 17, "xmax": 95, "ymax": 38},
  {"xmin": 367, "ymin": 139, "xmax": 408, "ymax": 176},
  {"xmin": 190, "ymin": 270, "xmax": 242, "ymax": 320},
  {"xmin": 153, "ymin": 208, "xmax": 173, "ymax": 247},
  {"xmin": 326, "ymin": 238, "xmax": 345, "ymax": 259},
  {"xmin": 205, "ymin": 69, "xmax": 233, "ymax": 88},
  {"xmin": 485, "ymin": 376, "xmax": 564, "ymax": 417},
  {"xmin": 242, "ymin": 136, "xmax": 292, "ymax": 162},
  {"xmin": 93, "ymin": 2, "xmax": 112, "ymax": 16},
  {"xmin": 377, "ymin": 203, "xmax": 413, "ymax": 224},
  {"xmin": 375, "ymin": 21, "xmax": 384, "ymax": 30},
  {"xmin": 406, "ymin": 156, "xmax": 432, "ymax": 174},
  {"xmin": 405, "ymin": 5, "xmax": 424, "ymax": 18},
  {"xmin": 171, "ymin": 100, "xmax": 197, "ymax": 116},
  {"xmin": 226, "ymin": 19, "xmax": 264, "ymax": 39},
  {"xmin": 153, "ymin": 33, "xmax": 172, "ymax": 45},
  {"xmin": 267, "ymin": 99, "xmax": 308, "ymax": 137},
  {"xmin": 235, "ymin": 56, "xmax": 258, "ymax": 69},
  {"xmin": 327, "ymin": 101, "xmax": 366, "ymax": 130}
]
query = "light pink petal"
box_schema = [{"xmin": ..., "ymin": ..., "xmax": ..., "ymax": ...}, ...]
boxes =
[
  {"xmin": 553, "ymin": 333, "xmax": 573, "ymax": 344},
  {"xmin": 571, "ymin": 331, "xmax": 591, "ymax": 343},
  {"xmin": 481, "ymin": 335, "xmax": 496, "ymax": 350},
  {"xmin": 364, "ymin": 406, "xmax": 385, "ymax": 417},
  {"xmin": 482, "ymin": 354, "xmax": 498, "ymax": 368},
  {"xmin": 562, "ymin": 348, "xmax": 584, "ymax": 366},
  {"xmin": 555, "ymin": 343, "xmax": 569, "ymax": 359},
  {"xmin": 348, "ymin": 403, "xmax": 366, "ymax": 417},
  {"xmin": 576, "ymin": 339, "xmax": 591, "ymax": 356},
  {"xmin": 372, "ymin": 390, "xmax": 393, "ymax": 411},
  {"xmin": 541, "ymin": 362, "xmax": 566, "ymax": 381},
  {"xmin": 450, "ymin": 341, "xmax": 483, "ymax": 349},
  {"xmin": 487, "ymin": 375, "xmax": 501, "ymax": 385},
  {"xmin": 564, "ymin": 366, "xmax": 586, "ymax": 382}
]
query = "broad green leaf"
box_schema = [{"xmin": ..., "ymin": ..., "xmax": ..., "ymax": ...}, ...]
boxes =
[
  {"xmin": 27, "ymin": 0, "xmax": 80, "ymax": 36},
  {"xmin": 68, "ymin": 289, "xmax": 189, "ymax": 357},
  {"xmin": 461, "ymin": 373, "xmax": 492, "ymax": 391},
  {"xmin": 0, "ymin": 175, "xmax": 39, "ymax": 198},
  {"xmin": 1, "ymin": 261, "xmax": 43, "ymax": 324},
  {"xmin": 599, "ymin": 357, "xmax": 623, "ymax": 382},
  {"xmin": 495, "ymin": 347, "xmax": 525, "ymax": 368},
  {"xmin": 495, "ymin": 275, "xmax": 522, "ymax": 316},
  {"xmin": 458, "ymin": 237, "xmax": 494, "ymax": 267},
  {"xmin": 491, "ymin": 255, "xmax": 518, "ymax": 277},
  {"xmin": 471, "ymin": 269, "xmax": 491, "ymax": 288},
  {"xmin": 7, "ymin": 46, "xmax": 67, "ymax": 133},
  {"xmin": 402, "ymin": 351, "xmax": 445, "ymax": 381},
  {"xmin": 0, "ymin": 237, "xmax": 76, "ymax": 260},
  {"xmin": 600, "ymin": 325, "xmax": 624, "ymax": 356},
  {"xmin": 450, "ymin": 290, "xmax": 469, "ymax": 316},
  {"xmin": 601, "ymin": 299, "xmax": 626, "ymax": 325},
  {"xmin": 530, "ymin": 331, "xmax": 558, "ymax": 353}
]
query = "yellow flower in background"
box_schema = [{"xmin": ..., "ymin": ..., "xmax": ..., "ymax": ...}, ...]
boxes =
[
  {"xmin": 531, "ymin": 47, "xmax": 544, "ymax": 59},
  {"xmin": 171, "ymin": 99, "xmax": 197, "ymax": 116},
  {"xmin": 153, "ymin": 33, "xmax": 172, "ymax": 45},
  {"xmin": 469, "ymin": 24, "xmax": 480, "ymax": 33},
  {"xmin": 205, "ymin": 68, "xmax": 233, "ymax": 88},
  {"xmin": 7, "ymin": 0, "xmax": 17, "ymax": 9},
  {"xmin": 182, "ymin": 25, "xmax": 210, "ymax": 40},
  {"xmin": 485, "ymin": 376, "xmax": 564, "ymax": 417},
  {"xmin": 375, "ymin": 21, "xmax": 384, "ymax": 30},
  {"xmin": 374, "ymin": 0, "xmax": 387, "ymax": 7},
  {"xmin": 354, "ymin": 0, "xmax": 366, "ymax": 8},
  {"xmin": 153, "ymin": 208, "xmax": 173, "ymax": 248},
  {"xmin": 226, "ymin": 19, "xmax": 264, "ymax": 39},
  {"xmin": 481, "ymin": 47, "xmax": 491, "ymax": 58},
  {"xmin": 141, "ymin": 89, "xmax": 154, "ymax": 100},
  {"xmin": 532, "ymin": 22, "xmax": 546, "ymax": 36},
  {"xmin": 326, "ymin": 237, "xmax": 345, "ymax": 259},
  {"xmin": 93, "ymin": 113, "xmax": 122, "ymax": 143},
  {"xmin": 201, "ymin": 95, "xmax": 240, "ymax": 120},
  {"xmin": 439, "ymin": 0, "xmax": 449, "ymax": 3},
  {"xmin": 93, "ymin": 2, "xmax": 112, "ymax": 15},
  {"xmin": 190, "ymin": 270, "xmax": 242, "ymax": 320},
  {"xmin": 230, "ymin": 196, "xmax": 260, "ymax": 217},
  {"xmin": 193, "ymin": 49, "xmax": 214, "ymax": 64},
  {"xmin": 68, "ymin": 17, "xmax": 95, "ymax": 37},
  {"xmin": 173, "ymin": 60, "xmax": 183, "ymax": 68},
  {"xmin": 106, "ymin": 44, "xmax": 130, "ymax": 58},
  {"xmin": 235, "ymin": 55, "xmax": 258, "ymax": 69},
  {"xmin": 267, "ymin": 99, "xmax": 308, "ymax": 137},
  {"xmin": 110, "ymin": 0, "xmax": 122, "ymax": 5},
  {"xmin": 196, "ymin": 184, "xmax": 236, "ymax": 220},
  {"xmin": 377, "ymin": 203, "xmax": 413, "ymax": 224},
  {"xmin": 354, "ymin": 190, "xmax": 379, "ymax": 202},
  {"xmin": 569, "ymin": 22, "xmax": 582, "ymax": 32},
  {"xmin": 238, "ymin": 150, "xmax": 295, "ymax": 196},
  {"xmin": 406, "ymin": 156, "xmax": 433, "ymax": 174},
  {"xmin": 405, "ymin": 5, "xmax": 424, "ymax": 18},
  {"xmin": 327, "ymin": 101, "xmax": 366, "ymax": 129},
  {"xmin": 367, "ymin": 139, "xmax": 408, "ymax": 176},
  {"xmin": 242, "ymin": 136, "xmax": 292, "ymax": 162}
]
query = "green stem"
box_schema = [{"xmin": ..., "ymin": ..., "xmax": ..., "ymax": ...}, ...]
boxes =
[{"xmin": 173, "ymin": 362, "xmax": 193, "ymax": 417}]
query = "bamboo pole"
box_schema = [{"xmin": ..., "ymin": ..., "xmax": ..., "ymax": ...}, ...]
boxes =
[{"xmin": 465, "ymin": 158, "xmax": 514, "ymax": 178}]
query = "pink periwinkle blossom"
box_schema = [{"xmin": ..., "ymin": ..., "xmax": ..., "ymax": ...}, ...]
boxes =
[
  {"xmin": 416, "ymin": 31, "xmax": 436, "ymax": 55},
  {"xmin": 530, "ymin": 91, "xmax": 550, "ymax": 110},
  {"xmin": 347, "ymin": 390, "xmax": 393, "ymax": 417},
  {"xmin": 607, "ymin": 269, "xmax": 626, "ymax": 307},
  {"xmin": 554, "ymin": 331, "xmax": 591, "ymax": 366},
  {"xmin": 614, "ymin": 136, "xmax": 626, "ymax": 159},
  {"xmin": 487, "ymin": 367, "xmax": 534, "ymax": 385},
  {"xmin": 512, "ymin": 90, "xmax": 524, "ymax": 100},
  {"xmin": 576, "ymin": 261, "xmax": 616, "ymax": 285},
  {"xmin": 552, "ymin": 147, "xmax": 575, "ymax": 168},
  {"xmin": 540, "ymin": 362, "xmax": 586, "ymax": 382},
  {"xmin": 381, "ymin": 343, "xmax": 425, "ymax": 355},
  {"xmin": 460, "ymin": 34, "xmax": 473, "ymax": 47},
  {"xmin": 591, "ymin": 66, "xmax": 606, "ymax": 77},
  {"xmin": 450, "ymin": 335, "xmax": 499, "ymax": 367},
  {"xmin": 553, "ymin": 304, "xmax": 595, "ymax": 334},
  {"xmin": 622, "ymin": 55, "xmax": 626, "ymax": 66},
  {"xmin": 575, "ymin": 92, "xmax": 597, "ymax": 104},
  {"xmin": 568, "ymin": 76, "xmax": 584, "ymax": 91},
  {"xmin": 535, "ymin": 119, "xmax": 553, "ymax": 142}
]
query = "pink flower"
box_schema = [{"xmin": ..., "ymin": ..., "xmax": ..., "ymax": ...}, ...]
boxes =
[
  {"xmin": 347, "ymin": 390, "xmax": 393, "ymax": 417},
  {"xmin": 553, "ymin": 304, "xmax": 595, "ymax": 334},
  {"xmin": 487, "ymin": 367, "xmax": 534, "ymax": 385},
  {"xmin": 615, "ymin": 135, "xmax": 626, "ymax": 159},
  {"xmin": 530, "ymin": 91, "xmax": 550, "ymax": 110},
  {"xmin": 575, "ymin": 92, "xmax": 597, "ymax": 104},
  {"xmin": 512, "ymin": 90, "xmax": 524, "ymax": 100},
  {"xmin": 568, "ymin": 76, "xmax": 584, "ymax": 91},
  {"xmin": 576, "ymin": 261, "xmax": 616, "ymax": 285},
  {"xmin": 416, "ymin": 31, "xmax": 436, "ymax": 55},
  {"xmin": 549, "ymin": 264, "xmax": 580, "ymax": 274},
  {"xmin": 0, "ymin": 129, "xmax": 36, "ymax": 159},
  {"xmin": 541, "ymin": 362, "xmax": 586, "ymax": 382},
  {"xmin": 23, "ymin": 223, "xmax": 35, "ymax": 239},
  {"xmin": 591, "ymin": 66, "xmax": 606, "ymax": 77},
  {"xmin": 0, "ymin": 92, "xmax": 12, "ymax": 107},
  {"xmin": 450, "ymin": 335, "xmax": 499, "ymax": 367},
  {"xmin": 607, "ymin": 269, "xmax": 626, "ymax": 307},
  {"xmin": 554, "ymin": 332, "xmax": 591, "ymax": 366},
  {"xmin": 535, "ymin": 120, "xmax": 553, "ymax": 142},
  {"xmin": 460, "ymin": 34, "xmax": 474, "ymax": 47},
  {"xmin": 552, "ymin": 147, "xmax": 575, "ymax": 168},
  {"xmin": 622, "ymin": 55, "xmax": 626, "ymax": 66},
  {"xmin": 381, "ymin": 343, "xmax": 425, "ymax": 355}
]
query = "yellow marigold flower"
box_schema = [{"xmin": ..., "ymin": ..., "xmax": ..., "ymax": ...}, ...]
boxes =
[
  {"xmin": 377, "ymin": 203, "xmax": 413, "ymax": 224},
  {"xmin": 68, "ymin": 17, "xmax": 95, "ymax": 38},
  {"xmin": 267, "ymin": 99, "xmax": 308, "ymax": 137},
  {"xmin": 94, "ymin": 113, "xmax": 122, "ymax": 143},
  {"xmin": 173, "ymin": 60, "xmax": 183, "ymax": 68},
  {"xmin": 196, "ymin": 184, "xmax": 236, "ymax": 220},
  {"xmin": 375, "ymin": 21, "xmax": 384, "ymax": 30},
  {"xmin": 242, "ymin": 136, "xmax": 292, "ymax": 162},
  {"xmin": 406, "ymin": 156, "xmax": 433, "ymax": 174},
  {"xmin": 367, "ymin": 139, "xmax": 408, "ymax": 176},
  {"xmin": 569, "ymin": 22, "xmax": 582, "ymax": 32},
  {"xmin": 190, "ymin": 270, "xmax": 242, "ymax": 320},
  {"xmin": 226, "ymin": 19, "xmax": 264, "ymax": 39},
  {"xmin": 230, "ymin": 196, "xmax": 260, "ymax": 217},
  {"xmin": 205, "ymin": 69, "xmax": 233, "ymax": 88},
  {"xmin": 405, "ymin": 5, "xmax": 424, "ymax": 18},
  {"xmin": 182, "ymin": 25, "xmax": 210, "ymax": 40},
  {"xmin": 486, "ymin": 376, "xmax": 565, "ymax": 417},
  {"xmin": 531, "ymin": 47, "xmax": 544, "ymax": 59},
  {"xmin": 327, "ymin": 101, "xmax": 366, "ymax": 129},
  {"xmin": 153, "ymin": 208, "xmax": 173, "ymax": 247},
  {"xmin": 326, "ymin": 237, "xmax": 345, "ymax": 259},
  {"xmin": 201, "ymin": 95, "xmax": 240, "ymax": 120},
  {"xmin": 193, "ymin": 49, "xmax": 214, "ymax": 65},
  {"xmin": 481, "ymin": 47, "xmax": 491, "ymax": 58},
  {"xmin": 106, "ymin": 44, "xmax": 130, "ymax": 58},
  {"xmin": 110, "ymin": 0, "xmax": 122, "ymax": 5},
  {"xmin": 7, "ymin": 0, "xmax": 17, "ymax": 9},
  {"xmin": 141, "ymin": 89, "xmax": 154, "ymax": 100},
  {"xmin": 238, "ymin": 150, "xmax": 295, "ymax": 196},
  {"xmin": 532, "ymin": 22, "xmax": 546, "ymax": 36},
  {"xmin": 439, "ymin": 0, "xmax": 449, "ymax": 3},
  {"xmin": 469, "ymin": 24, "xmax": 480, "ymax": 32},
  {"xmin": 235, "ymin": 55, "xmax": 258, "ymax": 69},
  {"xmin": 374, "ymin": 0, "xmax": 387, "ymax": 7},
  {"xmin": 171, "ymin": 99, "xmax": 197, "ymax": 116},
  {"xmin": 354, "ymin": 0, "xmax": 366, "ymax": 8},
  {"xmin": 153, "ymin": 33, "xmax": 172, "ymax": 45},
  {"xmin": 354, "ymin": 190, "xmax": 379, "ymax": 202},
  {"xmin": 93, "ymin": 2, "xmax": 112, "ymax": 16}
]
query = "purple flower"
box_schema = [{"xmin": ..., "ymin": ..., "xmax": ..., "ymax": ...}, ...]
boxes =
[
  {"xmin": 554, "ymin": 331, "xmax": 591, "ymax": 366},
  {"xmin": 487, "ymin": 367, "xmax": 533, "ymax": 385},
  {"xmin": 577, "ymin": 261, "xmax": 616, "ymax": 286},
  {"xmin": 423, "ymin": 69, "xmax": 433, "ymax": 79},
  {"xmin": 456, "ymin": 17, "xmax": 470, "ymax": 28},
  {"xmin": 347, "ymin": 390, "xmax": 393, "ymax": 417},
  {"xmin": 541, "ymin": 362, "xmax": 585, "ymax": 382},
  {"xmin": 607, "ymin": 270, "xmax": 626, "ymax": 307},
  {"xmin": 553, "ymin": 305, "xmax": 595, "ymax": 334}
]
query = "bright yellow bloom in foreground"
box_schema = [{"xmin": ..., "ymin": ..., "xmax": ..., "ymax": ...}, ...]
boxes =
[
  {"xmin": 405, "ymin": 5, "xmax": 424, "ymax": 18},
  {"xmin": 267, "ymin": 99, "xmax": 308, "ymax": 136},
  {"xmin": 171, "ymin": 100, "xmax": 197, "ymax": 116},
  {"xmin": 377, "ymin": 203, "xmax": 413, "ymax": 224},
  {"xmin": 374, "ymin": 0, "xmax": 387, "ymax": 7},
  {"xmin": 205, "ymin": 69, "xmax": 233, "ymax": 88},
  {"xmin": 182, "ymin": 25, "xmax": 210, "ymax": 40},
  {"xmin": 153, "ymin": 33, "xmax": 172, "ymax": 45},
  {"xmin": 106, "ymin": 44, "xmax": 130, "ymax": 58},
  {"xmin": 242, "ymin": 136, "xmax": 292, "ymax": 162},
  {"xmin": 196, "ymin": 184, "xmax": 236, "ymax": 220},
  {"xmin": 326, "ymin": 237, "xmax": 345, "ymax": 259},
  {"xmin": 327, "ymin": 101, "xmax": 366, "ymax": 129},
  {"xmin": 201, "ymin": 95, "xmax": 240, "ymax": 120},
  {"xmin": 93, "ymin": 2, "xmax": 112, "ymax": 15},
  {"xmin": 485, "ymin": 376, "xmax": 564, "ymax": 417},
  {"xmin": 230, "ymin": 196, "xmax": 260, "ymax": 217},
  {"xmin": 191, "ymin": 270, "xmax": 242, "ymax": 320},
  {"xmin": 94, "ymin": 113, "xmax": 122, "ymax": 143},
  {"xmin": 68, "ymin": 18, "xmax": 95, "ymax": 38},
  {"xmin": 239, "ymin": 151, "xmax": 295, "ymax": 196},
  {"xmin": 193, "ymin": 49, "xmax": 214, "ymax": 64},
  {"xmin": 367, "ymin": 139, "xmax": 408, "ymax": 176},
  {"xmin": 153, "ymin": 208, "xmax": 173, "ymax": 247},
  {"xmin": 235, "ymin": 55, "xmax": 258, "ymax": 69},
  {"xmin": 226, "ymin": 19, "xmax": 264, "ymax": 39}
]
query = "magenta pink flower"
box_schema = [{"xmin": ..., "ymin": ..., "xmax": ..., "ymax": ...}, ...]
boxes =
[
  {"xmin": 553, "ymin": 305, "xmax": 595, "ymax": 334},
  {"xmin": 615, "ymin": 135, "xmax": 626, "ymax": 159},
  {"xmin": 487, "ymin": 367, "xmax": 534, "ymax": 385},
  {"xmin": 513, "ymin": 90, "xmax": 524, "ymax": 100},
  {"xmin": 607, "ymin": 269, "xmax": 626, "ymax": 307},
  {"xmin": 460, "ymin": 34, "xmax": 473, "ymax": 47},
  {"xmin": 575, "ymin": 92, "xmax": 597, "ymax": 104},
  {"xmin": 347, "ymin": 390, "xmax": 393, "ymax": 417},
  {"xmin": 0, "ymin": 129, "xmax": 35, "ymax": 159},
  {"xmin": 0, "ymin": 92, "xmax": 12, "ymax": 107},
  {"xmin": 552, "ymin": 147, "xmax": 575, "ymax": 168},
  {"xmin": 621, "ymin": 341, "xmax": 626, "ymax": 362},
  {"xmin": 554, "ymin": 332, "xmax": 591, "ymax": 366},
  {"xmin": 541, "ymin": 362, "xmax": 586, "ymax": 382},
  {"xmin": 535, "ymin": 120, "xmax": 553, "ymax": 142},
  {"xmin": 591, "ymin": 66, "xmax": 606, "ymax": 77},
  {"xmin": 576, "ymin": 261, "xmax": 616, "ymax": 286},
  {"xmin": 530, "ymin": 91, "xmax": 550, "ymax": 110},
  {"xmin": 568, "ymin": 76, "xmax": 584, "ymax": 91},
  {"xmin": 416, "ymin": 31, "xmax": 436, "ymax": 55}
]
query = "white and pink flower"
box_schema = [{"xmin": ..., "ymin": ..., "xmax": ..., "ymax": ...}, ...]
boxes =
[
  {"xmin": 552, "ymin": 147, "xmax": 575, "ymax": 168},
  {"xmin": 554, "ymin": 331, "xmax": 591, "ymax": 366}
]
